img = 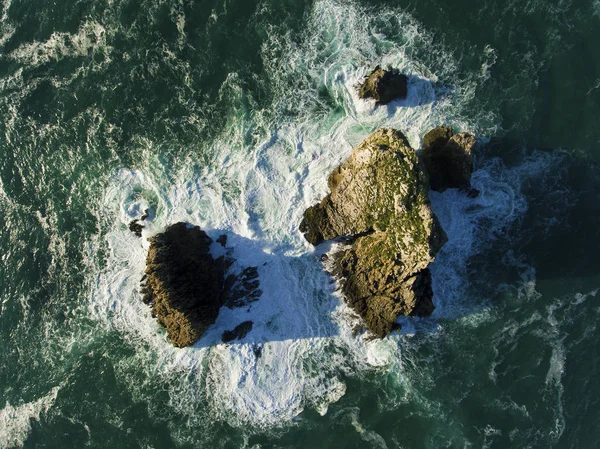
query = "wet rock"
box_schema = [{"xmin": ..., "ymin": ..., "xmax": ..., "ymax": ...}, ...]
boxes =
[
  {"xmin": 223, "ymin": 266, "xmax": 262, "ymax": 309},
  {"xmin": 358, "ymin": 66, "xmax": 408, "ymax": 105},
  {"xmin": 142, "ymin": 222, "xmax": 226, "ymax": 348},
  {"xmin": 221, "ymin": 321, "xmax": 253, "ymax": 343},
  {"xmin": 129, "ymin": 209, "xmax": 150, "ymax": 237},
  {"xmin": 300, "ymin": 129, "xmax": 447, "ymax": 337},
  {"xmin": 466, "ymin": 187, "xmax": 480, "ymax": 198},
  {"xmin": 420, "ymin": 126, "xmax": 477, "ymax": 192},
  {"xmin": 217, "ymin": 234, "xmax": 227, "ymax": 247}
]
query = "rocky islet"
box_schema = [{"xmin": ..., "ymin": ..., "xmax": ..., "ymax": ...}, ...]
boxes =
[
  {"xmin": 300, "ymin": 128, "xmax": 451, "ymax": 336},
  {"xmin": 420, "ymin": 126, "xmax": 477, "ymax": 192},
  {"xmin": 138, "ymin": 66, "xmax": 477, "ymax": 345},
  {"xmin": 140, "ymin": 222, "xmax": 262, "ymax": 347}
]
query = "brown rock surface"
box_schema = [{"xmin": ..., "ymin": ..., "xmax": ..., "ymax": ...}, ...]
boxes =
[{"xmin": 300, "ymin": 129, "xmax": 447, "ymax": 337}]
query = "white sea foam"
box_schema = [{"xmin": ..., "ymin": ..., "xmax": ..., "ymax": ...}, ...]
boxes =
[
  {"xmin": 87, "ymin": 0, "xmax": 553, "ymax": 430},
  {"xmin": 9, "ymin": 21, "xmax": 109, "ymax": 67},
  {"xmin": 0, "ymin": 387, "xmax": 59, "ymax": 449},
  {"xmin": 0, "ymin": 0, "xmax": 15, "ymax": 49}
]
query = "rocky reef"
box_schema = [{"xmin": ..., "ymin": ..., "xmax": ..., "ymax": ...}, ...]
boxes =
[
  {"xmin": 358, "ymin": 66, "xmax": 408, "ymax": 105},
  {"xmin": 300, "ymin": 129, "xmax": 447, "ymax": 337},
  {"xmin": 420, "ymin": 126, "xmax": 477, "ymax": 192},
  {"xmin": 222, "ymin": 321, "xmax": 253, "ymax": 343}
]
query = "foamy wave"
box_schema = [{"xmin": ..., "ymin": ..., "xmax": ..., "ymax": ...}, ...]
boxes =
[
  {"xmin": 0, "ymin": 0, "xmax": 15, "ymax": 49},
  {"xmin": 9, "ymin": 21, "xmax": 109, "ymax": 67},
  {"xmin": 0, "ymin": 387, "xmax": 59, "ymax": 449}
]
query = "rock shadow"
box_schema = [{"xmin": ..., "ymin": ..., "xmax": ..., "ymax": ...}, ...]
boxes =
[
  {"xmin": 140, "ymin": 229, "xmax": 342, "ymax": 349},
  {"xmin": 426, "ymin": 137, "xmax": 600, "ymax": 320}
]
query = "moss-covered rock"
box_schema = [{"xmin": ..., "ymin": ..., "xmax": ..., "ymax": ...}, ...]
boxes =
[
  {"xmin": 420, "ymin": 126, "xmax": 476, "ymax": 192},
  {"xmin": 358, "ymin": 66, "xmax": 408, "ymax": 105},
  {"xmin": 300, "ymin": 129, "xmax": 447, "ymax": 337},
  {"xmin": 142, "ymin": 222, "xmax": 226, "ymax": 347}
]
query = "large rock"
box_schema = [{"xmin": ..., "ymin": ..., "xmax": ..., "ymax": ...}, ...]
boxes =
[
  {"xmin": 358, "ymin": 66, "xmax": 408, "ymax": 105},
  {"xmin": 141, "ymin": 222, "xmax": 226, "ymax": 347},
  {"xmin": 300, "ymin": 129, "xmax": 447, "ymax": 337},
  {"xmin": 420, "ymin": 126, "xmax": 476, "ymax": 192}
]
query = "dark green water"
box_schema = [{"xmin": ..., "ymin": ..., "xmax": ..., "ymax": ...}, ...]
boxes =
[{"xmin": 1, "ymin": 0, "xmax": 599, "ymax": 447}]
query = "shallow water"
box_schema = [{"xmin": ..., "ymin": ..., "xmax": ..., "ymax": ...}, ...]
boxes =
[{"xmin": 1, "ymin": 0, "xmax": 599, "ymax": 447}]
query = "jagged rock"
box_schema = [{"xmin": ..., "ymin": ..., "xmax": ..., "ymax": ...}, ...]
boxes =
[
  {"xmin": 300, "ymin": 129, "xmax": 447, "ymax": 337},
  {"xmin": 129, "ymin": 209, "xmax": 149, "ymax": 237},
  {"xmin": 221, "ymin": 321, "xmax": 253, "ymax": 343},
  {"xmin": 142, "ymin": 222, "xmax": 226, "ymax": 347},
  {"xmin": 358, "ymin": 66, "xmax": 408, "ymax": 105},
  {"xmin": 420, "ymin": 126, "xmax": 477, "ymax": 192}
]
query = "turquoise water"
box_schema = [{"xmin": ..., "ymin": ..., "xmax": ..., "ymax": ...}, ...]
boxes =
[{"xmin": 1, "ymin": 0, "xmax": 599, "ymax": 447}]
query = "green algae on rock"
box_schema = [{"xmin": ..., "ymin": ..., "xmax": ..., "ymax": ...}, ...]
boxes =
[
  {"xmin": 300, "ymin": 129, "xmax": 447, "ymax": 337},
  {"xmin": 420, "ymin": 126, "xmax": 477, "ymax": 192},
  {"xmin": 141, "ymin": 222, "xmax": 227, "ymax": 348},
  {"xmin": 358, "ymin": 66, "xmax": 408, "ymax": 105}
]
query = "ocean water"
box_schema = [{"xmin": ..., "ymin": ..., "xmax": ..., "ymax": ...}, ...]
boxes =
[{"xmin": 1, "ymin": 0, "xmax": 599, "ymax": 447}]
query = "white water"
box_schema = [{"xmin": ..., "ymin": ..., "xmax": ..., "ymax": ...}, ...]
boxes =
[{"xmin": 0, "ymin": 387, "xmax": 59, "ymax": 449}]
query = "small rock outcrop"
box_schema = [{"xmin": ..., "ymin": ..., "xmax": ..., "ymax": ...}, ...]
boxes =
[
  {"xmin": 142, "ymin": 222, "xmax": 226, "ymax": 347},
  {"xmin": 358, "ymin": 66, "xmax": 408, "ymax": 105},
  {"xmin": 420, "ymin": 126, "xmax": 477, "ymax": 192},
  {"xmin": 222, "ymin": 321, "xmax": 253, "ymax": 343},
  {"xmin": 300, "ymin": 129, "xmax": 447, "ymax": 337},
  {"xmin": 129, "ymin": 209, "xmax": 149, "ymax": 237}
]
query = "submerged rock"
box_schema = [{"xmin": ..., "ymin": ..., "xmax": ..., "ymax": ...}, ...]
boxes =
[
  {"xmin": 142, "ymin": 222, "xmax": 226, "ymax": 347},
  {"xmin": 420, "ymin": 126, "xmax": 477, "ymax": 192},
  {"xmin": 300, "ymin": 129, "xmax": 447, "ymax": 337},
  {"xmin": 221, "ymin": 321, "xmax": 253, "ymax": 343},
  {"xmin": 358, "ymin": 66, "xmax": 408, "ymax": 105}
]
